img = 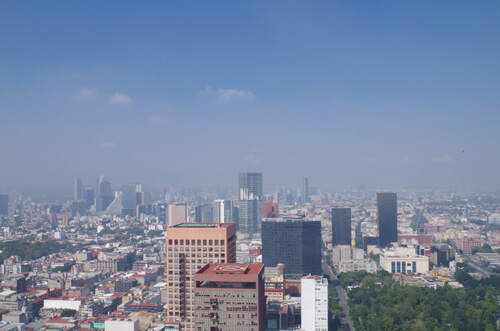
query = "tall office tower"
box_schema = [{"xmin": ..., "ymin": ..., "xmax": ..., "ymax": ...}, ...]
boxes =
[
  {"xmin": 0, "ymin": 194, "xmax": 8, "ymax": 216},
  {"xmin": 96, "ymin": 177, "xmax": 114, "ymax": 211},
  {"xmin": 194, "ymin": 263, "xmax": 266, "ymax": 331},
  {"xmin": 168, "ymin": 203, "xmax": 188, "ymax": 226},
  {"xmin": 301, "ymin": 177, "xmax": 309, "ymax": 203},
  {"xmin": 212, "ymin": 200, "xmax": 233, "ymax": 223},
  {"xmin": 332, "ymin": 208, "xmax": 352, "ymax": 246},
  {"xmin": 301, "ymin": 276, "xmax": 329, "ymax": 331},
  {"xmin": 262, "ymin": 218, "xmax": 322, "ymax": 276},
  {"xmin": 262, "ymin": 201, "xmax": 279, "ymax": 218},
  {"xmin": 238, "ymin": 173, "xmax": 263, "ymax": 235},
  {"xmin": 165, "ymin": 223, "xmax": 237, "ymax": 331},
  {"xmin": 121, "ymin": 184, "xmax": 137, "ymax": 216},
  {"xmin": 377, "ymin": 192, "xmax": 398, "ymax": 247},
  {"xmin": 84, "ymin": 188, "xmax": 94, "ymax": 208},
  {"xmin": 195, "ymin": 204, "xmax": 213, "ymax": 223},
  {"xmin": 74, "ymin": 178, "xmax": 83, "ymax": 201}
]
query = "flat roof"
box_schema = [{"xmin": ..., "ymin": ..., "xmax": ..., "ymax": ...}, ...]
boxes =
[
  {"xmin": 173, "ymin": 223, "xmax": 234, "ymax": 228},
  {"xmin": 197, "ymin": 263, "xmax": 263, "ymax": 275}
]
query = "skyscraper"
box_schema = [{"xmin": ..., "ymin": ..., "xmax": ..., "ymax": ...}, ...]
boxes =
[
  {"xmin": 238, "ymin": 173, "xmax": 263, "ymax": 235},
  {"xmin": 332, "ymin": 208, "xmax": 351, "ymax": 246},
  {"xmin": 74, "ymin": 178, "xmax": 83, "ymax": 201},
  {"xmin": 377, "ymin": 192, "xmax": 398, "ymax": 247},
  {"xmin": 0, "ymin": 194, "xmax": 8, "ymax": 216},
  {"xmin": 194, "ymin": 263, "xmax": 266, "ymax": 331},
  {"xmin": 212, "ymin": 199, "xmax": 232, "ymax": 223},
  {"xmin": 195, "ymin": 203, "xmax": 213, "ymax": 223},
  {"xmin": 121, "ymin": 184, "xmax": 137, "ymax": 216},
  {"xmin": 165, "ymin": 223, "xmax": 237, "ymax": 331},
  {"xmin": 301, "ymin": 177, "xmax": 309, "ymax": 203},
  {"xmin": 262, "ymin": 218, "xmax": 322, "ymax": 276}
]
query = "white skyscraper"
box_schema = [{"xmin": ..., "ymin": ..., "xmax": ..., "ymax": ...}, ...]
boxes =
[
  {"xmin": 213, "ymin": 199, "xmax": 232, "ymax": 223},
  {"xmin": 168, "ymin": 202, "xmax": 188, "ymax": 226},
  {"xmin": 301, "ymin": 276, "xmax": 329, "ymax": 331}
]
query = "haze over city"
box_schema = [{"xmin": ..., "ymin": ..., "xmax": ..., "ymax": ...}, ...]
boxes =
[{"xmin": 2, "ymin": 1, "xmax": 500, "ymax": 197}]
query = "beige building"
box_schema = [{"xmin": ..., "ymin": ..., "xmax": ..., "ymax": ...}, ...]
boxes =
[
  {"xmin": 165, "ymin": 223, "xmax": 236, "ymax": 331},
  {"xmin": 168, "ymin": 203, "xmax": 188, "ymax": 226},
  {"xmin": 379, "ymin": 246, "xmax": 429, "ymax": 274}
]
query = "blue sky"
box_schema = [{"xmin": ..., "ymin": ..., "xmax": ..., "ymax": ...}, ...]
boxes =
[{"xmin": 1, "ymin": 1, "xmax": 500, "ymax": 194}]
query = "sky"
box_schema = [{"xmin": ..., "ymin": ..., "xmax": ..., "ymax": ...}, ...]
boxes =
[{"xmin": 1, "ymin": 1, "xmax": 500, "ymax": 196}]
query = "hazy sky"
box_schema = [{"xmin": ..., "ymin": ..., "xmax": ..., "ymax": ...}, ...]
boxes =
[{"xmin": 1, "ymin": 1, "xmax": 500, "ymax": 194}]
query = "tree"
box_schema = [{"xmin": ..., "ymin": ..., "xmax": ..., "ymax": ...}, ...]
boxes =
[{"xmin": 61, "ymin": 309, "xmax": 76, "ymax": 317}]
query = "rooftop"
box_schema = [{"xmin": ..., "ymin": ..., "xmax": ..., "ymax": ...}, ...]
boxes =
[{"xmin": 173, "ymin": 223, "xmax": 234, "ymax": 228}]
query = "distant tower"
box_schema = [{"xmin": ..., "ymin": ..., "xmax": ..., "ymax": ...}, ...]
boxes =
[
  {"xmin": 377, "ymin": 192, "xmax": 398, "ymax": 247},
  {"xmin": 301, "ymin": 177, "xmax": 309, "ymax": 203},
  {"xmin": 168, "ymin": 202, "xmax": 188, "ymax": 226},
  {"xmin": 332, "ymin": 208, "xmax": 351, "ymax": 246},
  {"xmin": 195, "ymin": 203, "xmax": 213, "ymax": 223},
  {"xmin": 213, "ymin": 200, "xmax": 232, "ymax": 223},
  {"xmin": 262, "ymin": 218, "xmax": 322, "ymax": 276},
  {"xmin": 121, "ymin": 184, "xmax": 137, "ymax": 216},
  {"xmin": 74, "ymin": 178, "xmax": 83, "ymax": 201},
  {"xmin": 0, "ymin": 194, "xmax": 8, "ymax": 216},
  {"xmin": 238, "ymin": 173, "xmax": 263, "ymax": 235},
  {"xmin": 262, "ymin": 201, "xmax": 279, "ymax": 218}
]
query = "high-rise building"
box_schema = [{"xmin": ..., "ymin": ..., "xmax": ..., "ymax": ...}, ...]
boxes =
[
  {"xmin": 262, "ymin": 218, "xmax": 322, "ymax": 276},
  {"xmin": 96, "ymin": 176, "xmax": 114, "ymax": 211},
  {"xmin": 301, "ymin": 276, "xmax": 329, "ymax": 331},
  {"xmin": 194, "ymin": 263, "xmax": 266, "ymax": 331},
  {"xmin": 0, "ymin": 194, "xmax": 8, "ymax": 216},
  {"xmin": 212, "ymin": 200, "xmax": 232, "ymax": 223},
  {"xmin": 262, "ymin": 202, "xmax": 279, "ymax": 218},
  {"xmin": 165, "ymin": 223, "xmax": 237, "ymax": 331},
  {"xmin": 74, "ymin": 178, "xmax": 83, "ymax": 201},
  {"xmin": 195, "ymin": 204, "xmax": 213, "ymax": 223},
  {"xmin": 377, "ymin": 192, "xmax": 398, "ymax": 247},
  {"xmin": 301, "ymin": 177, "xmax": 309, "ymax": 204},
  {"xmin": 238, "ymin": 173, "xmax": 263, "ymax": 235},
  {"xmin": 121, "ymin": 184, "xmax": 137, "ymax": 216},
  {"xmin": 83, "ymin": 188, "xmax": 94, "ymax": 209},
  {"xmin": 332, "ymin": 208, "xmax": 351, "ymax": 246},
  {"xmin": 168, "ymin": 202, "xmax": 188, "ymax": 226}
]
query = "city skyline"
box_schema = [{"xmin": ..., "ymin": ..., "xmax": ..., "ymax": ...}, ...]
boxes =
[{"xmin": 2, "ymin": 2, "xmax": 500, "ymax": 193}]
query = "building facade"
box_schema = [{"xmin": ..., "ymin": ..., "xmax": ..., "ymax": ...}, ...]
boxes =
[
  {"xmin": 377, "ymin": 192, "xmax": 398, "ymax": 247},
  {"xmin": 332, "ymin": 208, "xmax": 351, "ymax": 246},
  {"xmin": 262, "ymin": 219, "xmax": 321, "ymax": 276},
  {"xmin": 194, "ymin": 263, "xmax": 266, "ymax": 331},
  {"xmin": 238, "ymin": 173, "xmax": 263, "ymax": 235},
  {"xmin": 165, "ymin": 223, "xmax": 237, "ymax": 331},
  {"xmin": 169, "ymin": 203, "xmax": 188, "ymax": 227},
  {"xmin": 301, "ymin": 276, "xmax": 328, "ymax": 331}
]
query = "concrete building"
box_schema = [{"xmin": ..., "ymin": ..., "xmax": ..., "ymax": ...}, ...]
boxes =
[
  {"xmin": 301, "ymin": 276, "xmax": 328, "ymax": 331},
  {"xmin": 165, "ymin": 223, "xmax": 237, "ymax": 331},
  {"xmin": 104, "ymin": 318, "xmax": 139, "ymax": 331},
  {"xmin": 262, "ymin": 218, "xmax": 321, "ymax": 276},
  {"xmin": 168, "ymin": 203, "xmax": 188, "ymax": 226},
  {"xmin": 193, "ymin": 263, "xmax": 266, "ymax": 331},
  {"xmin": 379, "ymin": 246, "xmax": 429, "ymax": 274}
]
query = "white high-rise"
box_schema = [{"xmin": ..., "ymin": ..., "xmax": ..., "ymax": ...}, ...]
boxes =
[
  {"xmin": 301, "ymin": 276, "xmax": 329, "ymax": 331},
  {"xmin": 213, "ymin": 199, "xmax": 232, "ymax": 223},
  {"xmin": 168, "ymin": 202, "xmax": 188, "ymax": 226}
]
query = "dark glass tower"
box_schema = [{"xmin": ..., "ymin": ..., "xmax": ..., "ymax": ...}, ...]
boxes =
[
  {"xmin": 377, "ymin": 192, "xmax": 398, "ymax": 247},
  {"xmin": 262, "ymin": 218, "xmax": 322, "ymax": 276},
  {"xmin": 332, "ymin": 207, "xmax": 351, "ymax": 246}
]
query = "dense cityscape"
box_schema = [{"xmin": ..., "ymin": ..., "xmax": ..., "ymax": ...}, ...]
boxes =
[
  {"xmin": 3, "ymin": 1, "xmax": 500, "ymax": 331},
  {"xmin": 0, "ymin": 173, "xmax": 499, "ymax": 330}
]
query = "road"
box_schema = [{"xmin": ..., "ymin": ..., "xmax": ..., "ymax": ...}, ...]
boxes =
[
  {"xmin": 323, "ymin": 259, "xmax": 355, "ymax": 331},
  {"xmin": 466, "ymin": 256, "xmax": 495, "ymax": 277}
]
